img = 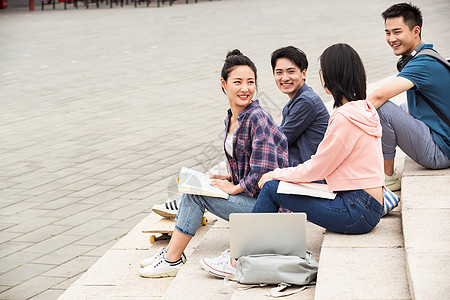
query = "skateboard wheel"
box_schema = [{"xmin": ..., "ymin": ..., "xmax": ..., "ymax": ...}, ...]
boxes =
[
  {"xmin": 201, "ymin": 217, "xmax": 207, "ymax": 226},
  {"xmin": 150, "ymin": 235, "xmax": 156, "ymax": 244}
]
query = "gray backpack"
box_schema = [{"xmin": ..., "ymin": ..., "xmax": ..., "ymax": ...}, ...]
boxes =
[{"xmin": 225, "ymin": 252, "xmax": 318, "ymax": 297}]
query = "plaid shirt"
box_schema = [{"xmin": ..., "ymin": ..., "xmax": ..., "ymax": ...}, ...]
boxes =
[{"xmin": 224, "ymin": 100, "xmax": 288, "ymax": 197}]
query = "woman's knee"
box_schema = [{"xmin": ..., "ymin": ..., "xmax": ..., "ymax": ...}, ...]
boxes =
[
  {"xmin": 180, "ymin": 193, "xmax": 205, "ymax": 210},
  {"xmin": 261, "ymin": 180, "xmax": 279, "ymax": 194}
]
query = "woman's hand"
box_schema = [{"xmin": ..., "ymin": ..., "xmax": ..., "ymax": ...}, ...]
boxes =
[
  {"xmin": 209, "ymin": 174, "xmax": 231, "ymax": 181},
  {"xmin": 210, "ymin": 179, "xmax": 242, "ymax": 195},
  {"xmin": 258, "ymin": 171, "xmax": 274, "ymax": 189}
]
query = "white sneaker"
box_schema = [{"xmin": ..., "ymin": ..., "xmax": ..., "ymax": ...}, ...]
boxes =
[
  {"xmin": 385, "ymin": 172, "xmax": 401, "ymax": 191},
  {"xmin": 141, "ymin": 248, "xmax": 187, "ymax": 267},
  {"xmin": 152, "ymin": 195, "xmax": 182, "ymax": 219},
  {"xmin": 200, "ymin": 249, "xmax": 236, "ymax": 278},
  {"xmin": 140, "ymin": 247, "xmax": 167, "ymax": 267},
  {"xmin": 139, "ymin": 255, "xmax": 184, "ymax": 278}
]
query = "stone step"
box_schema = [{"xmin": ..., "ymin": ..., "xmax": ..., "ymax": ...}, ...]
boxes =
[
  {"xmin": 401, "ymin": 157, "xmax": 450, "ymax": 299},
  {"xmin": 57, "ymin": 211, "xmax": 219, "ymax": 299},
  {"xmin": 314, "ymin": 209, "xmax": 410, "ymax": 299}
]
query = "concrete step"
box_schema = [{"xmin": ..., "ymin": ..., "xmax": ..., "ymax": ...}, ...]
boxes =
[
  {"xmin": 58, "ymin": 211, "xmax": 220, "ymax": 299},
  {"xmin": 401, "ymin": 157, "xmax": 450, "ymax": 299},
  {"xmin": 314, "ymin": 209, "xmax": 410, "ymax": 299}
]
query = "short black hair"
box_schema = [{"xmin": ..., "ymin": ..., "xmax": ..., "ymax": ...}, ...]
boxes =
[
  {"xmin": 271, "ymin": 46, "xmax": 308, "ymax": 73},
  {"xmin": 221, "ymin": 49, "xmax": 258, "ymax": 94},
  {"xmin": 319, "ymin": 43, "xmax": 366, "ymax": 108},
  {"xmin": 382, "ymin": 3, "xmax": 422, "ymax": 33}
]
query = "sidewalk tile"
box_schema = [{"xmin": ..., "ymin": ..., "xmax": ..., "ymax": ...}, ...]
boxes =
[
  {"xmin": 89, "ymin": 198, "xmax": 137, "ymax": 212},
  {"xmin": 83, "ymin": 240, "xmax": 118, "ymax": 257},
  {"xmin": 20, "ymin": 183, "xmax": 65, "ymax": 197},
  {"xmin": 29, "ymin": 289, "xmax": 65, "ymax": 300},
  {"xmin": 0, "ymin": 263, "xmax": 55, "ymax": 286},
  {"xmin": 0, "ymin": 252, "xmax": 43, "ymax": 274},
  {"xmin": 74, "ymin": 227, "xmax": 130, "ymax": 246},
  {"xmin": 77, "ymin": 191, "xmax": 127, "ymax": 205},
  {"xmin": 100, "ymin": 204, "xmax": 150, "ymax": 221},
  {"xmin": 53, "ymin": 211, "xmax": 106, "ymax": 226},
  {"xmin": 32, "ymin": 244, "xmax": 95, "ymax": 265},
  {"xmin": 33, "ymin": 197, "xmax": 80, "ymax": 210},
  {"xmin": 0, "ymin": 202, "xmax": 41, "ymax": 216},
  {"xmin": 21, "ymin": 234, "xmax": 82, "ymax": 254},
  {"xmin": 0, "ymin": 276, "xmax": 65, "ymax": 300},
  {"xmin": 5, "ymin": 216, "xmax": 61, "ymax": 234},
  {"xmin": 0, "ymin": 232, "xmax": 22, "ymax": 244},
  {"xmin": 0, "ymin": 241, "xmax": 33, "ymax": 259},
  {"xmin": 42, "ymin": 202, "xmax": 93, "ymax": 218},
  {"xmin": 62, "ymin": 219, "xmax": 118, "ymax": 236},
  {"xmin": 41, "ymin": 256, "xmax": 100, "ymax": 278}
]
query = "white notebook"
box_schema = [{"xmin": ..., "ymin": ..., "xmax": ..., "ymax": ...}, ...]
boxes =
[
  {"xmin": 178, "ymin": 167, "xmax": 229, "ymax": 199},
  {"xmin": 277, "ymin": 181, "xmax": 336, "ymax": 199}
]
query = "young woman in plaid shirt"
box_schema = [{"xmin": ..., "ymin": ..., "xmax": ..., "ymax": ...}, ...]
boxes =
[{"xmin": 139, "ymin": 49, "xmax": 288, "ymax": 278}]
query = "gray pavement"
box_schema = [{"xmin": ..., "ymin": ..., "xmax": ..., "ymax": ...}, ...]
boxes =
[{"xmin": 0, "ymin": 0, "xmax": 449, "ymax": 299}]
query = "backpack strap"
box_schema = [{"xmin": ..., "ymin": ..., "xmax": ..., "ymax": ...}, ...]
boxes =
[
  {"xmin": 265, "ymin": 282, "xmax": 315, "ymax": 298},
  {"xmin": 224, "ymin": 274, "xmax": 267, "ymax": 290},
  {"xmin": 224, "ymin": 276, "xmax": 314, "ymax": 297},
  {"xmin": 412, "ymin": 48, "xmax": 450, "ymax": 127},
  {"xmin": 416, "ymin": 90, "xmax": 450, "ymax": 127},
  {"xmin": 416, "ymin": 48, "xmax": 450, "ymax": 69}
]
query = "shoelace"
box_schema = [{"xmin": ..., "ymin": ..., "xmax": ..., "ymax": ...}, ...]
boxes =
[
  {"xmin": 154, "ymin": 259, "xmax": 164, "ymax": 268},
  {"xmin": 150, "ymin": 247, "xmax": 166, "ymax": 261},
  {"xmin": 220, "ymin": 250, "xmax": 230, "ymax": 259},
  {"xmin": 210, "ymin": 251, "xmax": 230, "ymax": 266}
]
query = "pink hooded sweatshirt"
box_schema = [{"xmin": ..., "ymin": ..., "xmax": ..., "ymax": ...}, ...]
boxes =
[{"xmin": 272, "ymin": 100, "xmax": 384, "ymax": 192}]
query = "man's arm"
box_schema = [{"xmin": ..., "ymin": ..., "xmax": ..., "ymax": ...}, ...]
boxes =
[
  {"xmin": 367, "ymin": 77, "xmax": 414, "ymax": 109},
  {"xmin": 279, "ymin": 100, "xmax": 316, "ymax": 145}
]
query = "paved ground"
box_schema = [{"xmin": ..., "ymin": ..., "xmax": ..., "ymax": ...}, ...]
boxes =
[{"xmin": 0, "ymin": 0, "xmax": 449, "ymax": 299}]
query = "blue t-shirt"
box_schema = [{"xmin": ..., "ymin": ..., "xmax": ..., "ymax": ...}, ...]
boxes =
[
  {"xmin": 397, "ymin": 44, "xmax": 450, "ymax": 158},
  {"xmin": 279, "ymin": 83, "xmax": 329, "ymax": 167}
]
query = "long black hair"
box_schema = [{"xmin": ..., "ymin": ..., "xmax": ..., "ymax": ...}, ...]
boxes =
[{"xmin": 319, "ymin": 43, "xmax": 366, "ymax": 108}]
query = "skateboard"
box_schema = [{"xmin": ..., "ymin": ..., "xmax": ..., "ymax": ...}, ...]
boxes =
[{"xmin": 143, "ymin": 216, "xmax": 208, "ymax": 244}]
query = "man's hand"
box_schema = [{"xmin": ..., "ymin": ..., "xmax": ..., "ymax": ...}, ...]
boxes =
[
  {"xmin": 258, "ymin": 171, "xmax": 274, "ymax": 189},
  {"xmin": 367, "ymin": 77, "xmax": 414, "ymax": 109}
]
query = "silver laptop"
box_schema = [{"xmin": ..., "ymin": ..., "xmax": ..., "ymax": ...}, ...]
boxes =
[{"xmin": 229, "ymin": 213, "xmax": 306, "ymax": 258}]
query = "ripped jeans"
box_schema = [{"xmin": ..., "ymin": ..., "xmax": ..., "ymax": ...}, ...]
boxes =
[{"xmin": 251, "ymin": 181, "xmax": 383, "ymax": 234}]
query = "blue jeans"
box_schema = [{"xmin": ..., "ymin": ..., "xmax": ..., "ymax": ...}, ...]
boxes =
[
  {"xmin": 175, "ymin": 192, "xmax": 256, "ymax": 237},
  {"xmin": 251, "ymin": 181, "xmax": 383, "ymax": 234}
]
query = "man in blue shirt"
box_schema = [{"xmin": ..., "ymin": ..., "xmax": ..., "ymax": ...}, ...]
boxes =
[
  {"xmin": 368, "ymin": 3, "xmax": 450, "ymax": 191},
  {"xmin": 271, "ymin": 46, "xmax": 329, "ymax": 167}
]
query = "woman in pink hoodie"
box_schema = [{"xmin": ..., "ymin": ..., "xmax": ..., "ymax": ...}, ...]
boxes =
[{"xmin": 254, "ymin": 43, "xmax": 384, "ymax": 234}]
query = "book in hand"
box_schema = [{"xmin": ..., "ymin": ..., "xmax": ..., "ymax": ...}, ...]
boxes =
[
  {"xmin": 277, "ymin": 181, "xmax": 336, "ymax": 200},
  {"xmin": 178, "ymin": 167, "xmax": 229, "ymax": 199}
]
